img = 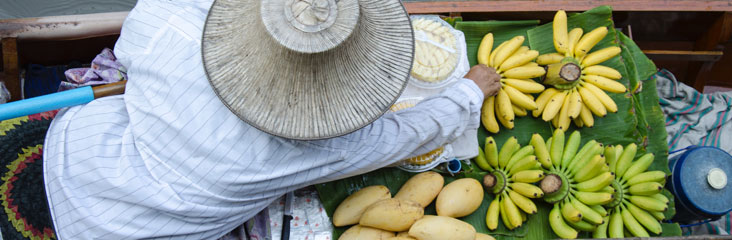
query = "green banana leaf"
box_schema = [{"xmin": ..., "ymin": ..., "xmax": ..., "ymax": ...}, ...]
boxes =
[{"xmin": 316, "ymin": 6, "xmax": 680, "ymax": 239}]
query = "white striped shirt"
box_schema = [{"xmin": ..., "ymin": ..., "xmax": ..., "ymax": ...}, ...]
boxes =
[{"xmin": 43, "ymin": 0, "xmax": 484, "ymax": 239}]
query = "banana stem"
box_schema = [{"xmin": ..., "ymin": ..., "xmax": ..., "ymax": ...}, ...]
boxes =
[
  {"xmin": 540, "ymin": 173, "xmax": 563, "ymax": 195},
  {"xmin": 544, "ymin": 62, "xmax": 581, "ymax": 86}
]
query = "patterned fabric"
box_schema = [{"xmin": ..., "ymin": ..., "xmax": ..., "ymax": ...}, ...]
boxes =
[
  {"xmin": 656, "ymin": 69, "xmax": 732, "ymax": 152},
  {"xmin": 655, "ymin": 69, "xmax": 732, "ymax": 236},
  {"xmin": 42, "ymin": 0, "xmax": 483, "ymax": 239},
  {"xmin": 58, "ymin": 48, "xmax": 127, "ymax": 91},
  {"xmin": 0, "ymin": 111, "xmax": 58, "ymax": 240}
]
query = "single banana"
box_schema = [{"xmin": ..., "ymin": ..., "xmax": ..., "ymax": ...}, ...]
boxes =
[
  {"xmin": 623, "ymin": 153, "xmax": 655, "ymax": 180},
  {"xmin": 649, "ymin": 209, "xmax": 666, "ymax": 221},
  {"xmin": 530, "ymin": 133, "xmax": 553, "ymax": 168},
  {"xmin": 581, "ymin": 46, "xmax": 621, "ymax": 67},
  {"xmin": 615, "ymin": 143, "xmax": 638, "ymax": 179},
  {"xmin": 502, "ymin": 66, "xmax": 547, "ymax": 79},
  {"xmin": 608, "ymin": 145, "xmax": 624, "ymax": 173},
  {"xmin": 592, "ymin": 216, "xmax": 610, "ymax": 238},
  {"xmin": 506, "ymin": 145, "xmax": 534, "ymax": 168},
  {"xmin": 474, "ymin": 147, "xmax": 492, "ymax": 171},
  {"xmin": 579, "ymin": 104, "xmax": 595, "ymax": 127},
  {"xmin": 626, "ymin": 202, "xmax": 663, "ymax": 235},
  {"xmin": 513, "ymin": 104, "xmax": 528, "ymax": 117},
  {"xmin": 649, "ymin": 193, "xmax": 670, "ymax": 204},
  {"xmin": 557, "ymin": 92, "xmax": 572, "ymax": 130},
  {"xmin": 493, "ymin": 36, "xmax": 526, "ymax": 68},
  {"xmin": 490, "ymin": 40, "xmax": 509, "ymax": 67},
  {"xmin": 498, "ymin": 136, "xmax": 519, "ymax": 169},
  {"xmin": 578, "ymin": 85, "xmax": 607, "ymax": 117},
  {"xmin": 542, "ymin": 90, "xmax": 568, "ymax": 121},
  {"xmin": 550, "ymin": 129, "xmax": 566, "ymax": 167},
  {"xmin": 496, "ymin": 89, "xmax": 515, "ymax": 129},
  {"xmin": 626, "ymin": 171, "xmax": 667, "ymax": 186},
  {"xmin": 575, "ymin": 171, "xmax": 614, "ymax": 192},
  {"xmin": 575, "ymin": 191, "xmax": 614, "ymax": 206},
  {"xmin": 549, "ymin": 205, "xmax": 579, "ymax": 239},
  {"xmin": 500, "ymin": 197, "xmax": 515, "ymax": 229},
  {"xmin": 503, "ymin": 192, "xmax": 524, "ymax": 228},
  {"xmin": 574, "ymin": 155, "xmax": 605, "ymax": 182},
  {"xmin": 573, "ymin": 116, "xmax": 584, "ymax": 128},
  {"xmin": 582, "ymin": 74, "xmax": 627, "ymax": 93},
  {"xmin": 502, "ymin": 78, "xmax": 545, "ymax": 93},
  {"xmin": 566, "ymin": 28, "xmax": 584, "ymax": 57},
  {"xmin": 628, "ymin": 182, "xmax": 664, "ymax": 196},
  {"xmin": 509, "ymin": 190, "xmax": 538, "ymax": 214},
  {"xmin": 601, "ymin": 185, "xmax": 615, "ymax": 194},
  {"xmin": 567, "ymin": 139, "xmax": 599, "ymax": 173},
  {"xmin": 513, "ymin": 170, "xmax": 545, "ymax": 183},
  {"xmin": 486, "ymin": 197, "xmax": 500, "ymax": 230},
  {"xmin": 477, "ymin": 33, "xmax": 494, "ymax": 66},
  {"xmin": 591, "ymin": 204, "xmax": 609, "ymax": 217},
  {"xmin": 552, "ymin": 113, "xmax": 560, "ymax": 128},
  {"xmin": 608, "ymin": 207, "xmax": 624, "ymax": 238},
  {"xmin": 482, "ymin": 97, "xmax": 500, "ymax": 133},
  {"xmin": 628, "ymin": 196, "xmax": 668, "ymax": 212},
  {"xmin": 567, "ymin": 89, "xmax": 583, "ymax": 119},
  {"xmin": 583, "ymin": 65, "xmax": 622, "ymax": 80},
  {"xmin": 621, "ymin": 206, "xmax": 650, "ymax": 237},
  {"xmin": 574, "ymin": 26, "xmax": 608, "ymax": 59},
  {"xmin": 571, "ymin": 197, "xmax": 605, "ymax": 225},
  {"xmin": 580, "ymin": 81, "xmax": 618, "ymax": 113},
  {"xmin": 567, "ymin": 219, "xmax": 597, "ymax": 232},
  {"xmin": 511, "ymin": 182, "xmax": 544, "ymax": 198},
  {"xmin": 485, "ymin": 137, "xmax": 499, "ymax": 168},
  {"xmin": 560, "ymin": 201, "xmax": 583, "ymax": 223},
  {"xmin": 561, "ymin": 130, "xmax": 582, "ymax": 169},
  {"xmin": 509, "ymin": 156, "xmax": 539, "ymax": 175},
  {"xmin": 504, "ymin": 85, "xmax": 538, "ymax": 110},
  {"xmin": 553, "ymin": 10, "xmax": 569, "ymax": 55},
  {"xmin": 500, "ymin": 50, "xmax": 539, "ymax": 71},
  {"xmin": 537, "ymin": 53, "xmax": 565, "ymax": 65},
  {"xmin": 515, "ymin": 46, "xmax": 530, "ymax": 56}
]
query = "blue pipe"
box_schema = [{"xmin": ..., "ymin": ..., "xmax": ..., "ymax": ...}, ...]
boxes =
[{"xmin": 0, "ymin": 86, "xmax": 94, "ymax": 121}]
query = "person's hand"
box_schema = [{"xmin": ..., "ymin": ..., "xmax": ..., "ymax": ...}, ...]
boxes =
[{"xmin": 464, "ymin": 64, "xmax": 501, "ymax": 97}]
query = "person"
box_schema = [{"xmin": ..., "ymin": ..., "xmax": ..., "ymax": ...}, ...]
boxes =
[{"xmin": 42, "ymin": 0, "xmax": 501, "ymax": 239}]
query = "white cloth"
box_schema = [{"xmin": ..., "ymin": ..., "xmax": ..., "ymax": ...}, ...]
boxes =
[{"xmin": 43, "ymin": 0, "xmax": 484, "ymax": 239}]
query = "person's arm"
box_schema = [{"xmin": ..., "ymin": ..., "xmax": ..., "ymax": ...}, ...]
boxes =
[{"xmin": 316, "ymin": 65, "xmax": 500, "ymax": 181}]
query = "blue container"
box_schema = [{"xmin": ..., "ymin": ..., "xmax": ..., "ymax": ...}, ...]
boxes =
[{"xmin": 668, "ymin": 146, "xmax": 732, "ymax": 222}]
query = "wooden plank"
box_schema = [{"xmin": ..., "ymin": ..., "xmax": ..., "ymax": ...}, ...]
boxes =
[
  {"xmin": 642, "ymin": 50, "xmax": 723, "ymax": 62},
  {"xmin": 403, "ymin": 1, "xmax": 732, "ymax": 13},
  {"xmin": 0, "ymin": 11, "xmax": 127, "ymax": 40},
  {"xmin": 685, "ymin": 12, "xmax": 732, "ymax": 92},
  {"xmin": 1, "ymin": 38, "xmax": 20, "ymax": 102}
]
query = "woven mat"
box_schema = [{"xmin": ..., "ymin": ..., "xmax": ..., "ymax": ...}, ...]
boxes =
[{"xmin": 0, "ymin": 111, "xmax": 58, "ymax": 240}]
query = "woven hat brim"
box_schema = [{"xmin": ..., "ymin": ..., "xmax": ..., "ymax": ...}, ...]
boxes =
[{"xmin": 202, "ymin": 0, "xmax": 414, "ymax": 140}]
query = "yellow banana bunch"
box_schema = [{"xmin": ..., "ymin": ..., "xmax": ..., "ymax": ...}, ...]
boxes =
[
  {"xmin": 533, "ymin": 10, "xmax": 626, "ymax": 129},
  {"xmin": 477, "ymin": 34, "xmax": 546, "ymax": 133},
  {"xmin": 592, "ymin": 143, "xmax": 668, "ymax": 238},
  {"xmin": 531, "ymin": 129, "xmax": 616, "ymax": 238},
  {"xmin": 474, "ymin": 136, "xmax": 544, "ymax": 230}
]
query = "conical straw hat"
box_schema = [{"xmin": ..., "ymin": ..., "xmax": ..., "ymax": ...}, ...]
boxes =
[{"xmin": 202, "ymin": 0, "xmax": 414, "ymax": 140}]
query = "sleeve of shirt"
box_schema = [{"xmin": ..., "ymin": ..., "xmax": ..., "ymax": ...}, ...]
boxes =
[{"xmin": 316, "ymin": 78, "xmax": 484, "ymax": 181}]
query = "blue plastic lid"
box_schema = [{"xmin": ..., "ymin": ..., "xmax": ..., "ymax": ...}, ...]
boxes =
[{"xmin": 674, "ymin": 147, "xmax": 732, "ymax": 216}]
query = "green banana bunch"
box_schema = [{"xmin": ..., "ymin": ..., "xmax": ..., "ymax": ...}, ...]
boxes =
[
  {"xmin": 531, "ymin": 129, "xmax": 615, "ymax": 238},
  {"xmin": 592, "ymin": 143, "xmax": 668, "ymax": 238},
  {"xmin": 476, "ymin": 136, "xmax": 544, "ymax": 230}
]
